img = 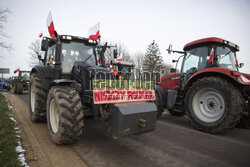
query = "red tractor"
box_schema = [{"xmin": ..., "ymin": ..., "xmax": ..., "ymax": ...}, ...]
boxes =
[{"xmin": 155, "ymin": 37, "xmax": 250, "ymax": 133}]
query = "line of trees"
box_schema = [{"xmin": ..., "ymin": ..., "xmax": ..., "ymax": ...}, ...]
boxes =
[{"xmin": 0, "ymin": 7, "xmax": 12, "ymax": 58}]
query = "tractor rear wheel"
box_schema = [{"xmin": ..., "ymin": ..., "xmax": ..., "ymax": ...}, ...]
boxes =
[
  {"xmin": 47, "ymin": 86, "xmax": 84, "ymax": 145},
  {"xmin": 16, "ymin": 83, "xmax": 23, "ymax": 94},
  {"xmin": 185, "ymin": 77, "xmax": 242, "ymax": 134},
  {"xmin": 29, "ymin": 73, "xmax": 46, "ymax": 122}
]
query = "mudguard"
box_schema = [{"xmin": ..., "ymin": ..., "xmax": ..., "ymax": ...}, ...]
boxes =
[{"xmin": 31, "ymin": 65, "xmax": 59, "ymax": 92}]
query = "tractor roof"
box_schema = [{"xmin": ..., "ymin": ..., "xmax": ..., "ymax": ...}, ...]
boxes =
[
  {"xmin": 43, "ymin": 35, "xmax": 98, "ymax": 45},
  {"xmin": 110, "ymin": 60, "xmax": 135, "ymax": 67},
  {"xmin": 183, "ymin": 37, "xmax": 239, "ymax": 51}
]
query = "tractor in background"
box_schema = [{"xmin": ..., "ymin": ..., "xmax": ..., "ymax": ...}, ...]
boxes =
[
  {"xmin": 155, "ymin": 37, "xmax": 250, "ymax": 133},
  {"xmin": 106, "ymin": 60, "xmax": 135, "ymax": 80},
  {"xmin": 13, "ymin": 71, "xmax": 30, "ymax": 94}
]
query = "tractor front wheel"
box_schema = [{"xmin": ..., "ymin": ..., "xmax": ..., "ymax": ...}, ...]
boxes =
[
  {"xmin": 47, "ymin": 86, "xmax": 84, "ymax": 145},
  {"xmin": 29, "ymin": 73, "xmax": 46, "ymax": 122},
  {"xmin": 185, "ymin": 77, "xmax": 242, "ymax": 134},
  {"xmin": 155, "ymin": 91, "xmax": 164, "ymax": 118}
]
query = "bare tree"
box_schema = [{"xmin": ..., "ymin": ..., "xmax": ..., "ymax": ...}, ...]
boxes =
[
  {"xmin": 133, "ymin": 52, "xmax": 144, "ymax": 71},
  {"xmin": 28, "ymin": 39, "xmax": 44, "ymax": 68},
  {"xmin": 116, "ymin": 43, "xmax": 134, "ymax": 63},
  {"xmin": 101, "ymin": 41, "xmax": 134, "ymax": 63},
  {"xmin": 0, "ymin": 7, "xmax": 12, "ymax": 57},
  {"xmin": 161, "ymin": 62, "xmax": 174, "ymax": 75}
]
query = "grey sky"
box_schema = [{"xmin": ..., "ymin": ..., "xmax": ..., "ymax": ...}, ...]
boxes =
[{"xmin": 0, "ymin": 0, "xmax": 249, "ymax": 77}]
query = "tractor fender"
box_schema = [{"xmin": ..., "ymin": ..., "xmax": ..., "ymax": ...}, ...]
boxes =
[
  {"xmin": 155, "ymin": 85, "xmax": 167, "ymax": 108},
  {"xmin": 184, "ymin": 67, "xmax": 248, "ymax": 92},
  {"xmin": 31, "ymin": 66, "xmax": 60, "ymax": 92},
  {"xmin": 50, "ymin": 79, "xmax": 76, "ymax": 87}
]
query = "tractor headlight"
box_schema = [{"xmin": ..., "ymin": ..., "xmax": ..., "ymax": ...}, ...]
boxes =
[
  {"xmin": 88, "ymin": 39, "xmax": 94, "ymax": 43},
  {"xmin": 62, "ymin": 35, "xmax": 72, "ymax": 40}
]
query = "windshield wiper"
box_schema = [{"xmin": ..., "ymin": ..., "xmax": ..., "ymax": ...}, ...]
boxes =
[
  {"xmin": 220, "ymin": 50, "xmax": 232, "ymax": 59},
  {"xmin": 82, "ymin": 54, "xmax": 94, "ymax": 64}
]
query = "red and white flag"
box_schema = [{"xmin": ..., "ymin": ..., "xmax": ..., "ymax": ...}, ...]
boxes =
[
  {"xmin": 38, "ymin": 31, "xmax": 43, "ymax": 38},
  {"xmin": 208, "ymin": 48, "xmax": 214, "ymax": 64},
  {"xmin": 88, "ymin": 22, "xmax": 100, "ymax": 40},
  {"xmin": 115, "ymin": 55, "xmax": 122, "ymax": 62},
  {"xmin": 14, "ymin": 67, "xmax": 20, "ymax": 74},
  {"xmin": 47, "ymin": 11, "xmax": 55, "ymax": 38}
]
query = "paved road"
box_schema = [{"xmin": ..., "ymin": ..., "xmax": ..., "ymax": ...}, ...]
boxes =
[{"xmin": 17, "ymin": 92, "xmax": 250, "ymax": 167}]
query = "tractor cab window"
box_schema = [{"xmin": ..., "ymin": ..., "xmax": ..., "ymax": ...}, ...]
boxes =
[
  {"xmin": 20, "ymin": 72, "xmax": 30, "ymax": 80},
  {"xmin": 216, "ymin": 46, "xmax": 237, "ymax": 71},
  {"xmin": 61, "ymin": 41, "xmax": 96, "ymax": 73},
  {"xmin": 118, "ymin": 66, "xmax": 134, "ymax": 80},
  {"xmin": 46, "ymin": 45, "xmax": 56, "ymax": 66},
  {"xmin": 182, "ymin": 46, "xmax": 210, "ymax": 75}
]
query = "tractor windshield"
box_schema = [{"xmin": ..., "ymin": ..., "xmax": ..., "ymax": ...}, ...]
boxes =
[
  {"xmin": 20, "ymin": 72, "xmax": 30, "ymax": 80},
  {"xmin": 61, "ymin": 41, "xmax": 96, "ymax": 73},
  {"xmin": 216, "ymin": 46, "xmax": 237, "ymax": 71},
  {"xmin": 182, "ymin": 46, "xmax": 210, "ymax": 76}
]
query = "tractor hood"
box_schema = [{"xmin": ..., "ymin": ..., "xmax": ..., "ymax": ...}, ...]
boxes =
[{"xmin": 157, "ymin": 73, "xmax": 180, "ymax": 83}]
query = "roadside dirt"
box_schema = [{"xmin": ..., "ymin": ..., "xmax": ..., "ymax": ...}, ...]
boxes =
[
  {"xmin": 7, "ymin": 93, "xmax": 88, "ymax": 167},
  {"xmin": 6, "ymin": 92, "xmax": 250, "ymax": 167}
]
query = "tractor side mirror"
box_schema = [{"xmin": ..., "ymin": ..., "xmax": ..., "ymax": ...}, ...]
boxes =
[
  {"xmin": 113, "ymin": 49, "xmax": 118, "ymax": 59},
  {"xmin": 170, "ymin": 68, "xmax": 176, "ymax": 73},
  {"xmin": 41, "ymin": 39, "xmax": 49, "ymax": 51},
  {"xmin": 172, "ymin": 59, "xmax": 178, "ymax": 63},
  {"xmin": 238, "ymin": 63, "xmax": 244, "ymax": 68}
]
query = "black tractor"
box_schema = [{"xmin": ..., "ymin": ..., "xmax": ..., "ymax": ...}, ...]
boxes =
[{"xmin": 29, "ymin": 34, "xmax": 157, "ymax": 145}]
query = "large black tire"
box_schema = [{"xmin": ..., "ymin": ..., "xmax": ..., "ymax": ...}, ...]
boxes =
[
  {"xmin": 16, "ymin": 83, "xmax": 23, "ymax": 94},
  {"xmin": 185, "ymin": 77, "xmax": 242, "ymax": 134},
  {"xmin": 47, "ymin": 86, "xmax": 84, "ymax": 145},
  {"xmin": 29, "ymin": 73, "xmax": 46, "ymax": 122},
  {"xmin": 155, "ymin": 91, "xmax": 164, "ymax": 118}
]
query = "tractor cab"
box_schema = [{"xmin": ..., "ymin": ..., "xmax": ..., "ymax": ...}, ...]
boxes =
[
  {"xmin": 106, "ymin": 60, "xmax": 135, "ymax": 80},
  {"xmin": 41, "ymin": 35, "xmax": 100, "ymax": 75},
  {"xmin": 181, "ymin": 37, "xmax": 240, "ymax": 85}
]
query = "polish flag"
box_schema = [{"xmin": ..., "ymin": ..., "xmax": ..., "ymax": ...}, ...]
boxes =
[
  {"xmin": 208, "ymin": 48, "xmax": 214, "ymax": 64},
  {"xmin": 113, "ymin": 69, "xmax": 118, "ymax": 76},
  {"xmin": 14, "ymin": 67, "xmax": 20, "ymax": 74},
  {"xmin": 47, "ymin": 11, "xmax": 55, "ymax": 38},
  {"xmin": 88, "ymin": 22, "xmax": 100, "ymax": 40},
  {"xmin": 38, "ymin": 31, "xmax": 43, "ymax": 38},
  {"xmin": 115, "ymin": 55, "xmax": 122, "ymax": 62}
]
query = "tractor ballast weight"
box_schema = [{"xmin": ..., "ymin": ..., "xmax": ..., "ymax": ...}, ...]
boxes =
[
  {"xmin": 29, "ymin": 34, "xmax": 157, "ymax": 145},
  {"xmin": 156, "ymin": 37, "xmax": 250, "ymax": 133},
  {"xmin": 110, "ymin": 102, "xmax": 156, "ymax": 138}
]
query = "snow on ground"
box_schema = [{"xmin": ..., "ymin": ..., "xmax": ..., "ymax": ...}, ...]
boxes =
[{"xmin": 3, "ymin": 94, "xmax": 29, "ymax": 167}]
